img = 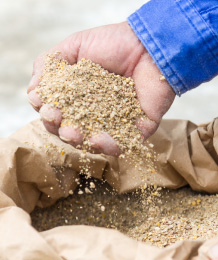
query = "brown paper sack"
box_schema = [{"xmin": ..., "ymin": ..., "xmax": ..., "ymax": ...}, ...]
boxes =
[{"xmin": 1, "ymin": 118, "xmax": 218, "ymax": 259}]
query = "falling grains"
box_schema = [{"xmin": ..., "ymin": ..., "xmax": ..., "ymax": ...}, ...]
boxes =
[{"xmin": 31, "ymin": 181, "xmax": 218, "ymax": 248}]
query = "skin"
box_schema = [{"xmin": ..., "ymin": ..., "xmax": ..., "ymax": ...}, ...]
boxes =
[
  {"xmin": 28, "ymin": 22, "xmax": 218, "ymax": 255},
  {"xmin": 209, "ymin": 244, "xmax": 218, "ymax": 259},
  {"xmin": 28, "ymin": 21, "xmax": 175, "ymax": 156}
]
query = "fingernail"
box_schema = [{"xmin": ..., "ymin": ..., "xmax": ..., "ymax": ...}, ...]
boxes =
[
  {"xmin": 60, "ymin": 136, "xmax": 71, "ymax": 142},
  {"xmin": 28, "ymin": 98, "xmax": 38, "ymax": 108},
  {"xmin": 41, "ymin": 115, "xmax": 54, "ymax": 123}
]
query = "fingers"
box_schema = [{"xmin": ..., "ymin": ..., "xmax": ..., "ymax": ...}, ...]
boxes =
[
  {"xmin": 40, "ymin": 104, "xmax": 62, "ymax": 135},
  {"xmin": 89, "ymin": 132, "xmax": 121, "ymax": 156},
  {"xmin": 136, "ymin": 118, "xmax": 159, "ymax": 140},
  {"xmin": 28, "ymin": 88, "xmax": 62, "ymax": 136},
  {"xmin": 42, "ymin": 120, "xmax": 60, "ymax": 135},
  {"xmin": 28, "ymin": 90, "xmax": 42, "ymax": 111},
  {"xmin": 59, "ymin": 126, "xmax": 83, "ymax": 147},
  {"xmin": 58, "ymin": 127, "xmax": 120, "ymax": 156},
  {"xmin": 28, "ymin": 89, "xmax": 121, "ymax": 155},
  {"xmin": 133, "ymin": 52, "xmax": 176, "ymax": 124},
  {"xmin": 40, "ymin": 104, "xmax": 62, "ymax": 125},
  {"xmin": 38, "ymin": 105, "xmax": 119, "ymax": 156},
  {"xmin": 209, "ymin": 244, "xmax": 218, "ymax": 260},
  {"xmin": 53, "ymin": 123, "xmax": 121, "ymax": 156}
]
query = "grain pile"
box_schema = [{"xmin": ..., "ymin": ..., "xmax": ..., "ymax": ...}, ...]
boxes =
[
  {"xmin": 31, "ymin": 53, "xmax": 218, "ymax": 248},
  {"xmin": 36, "ymin": 53, "xmax": 156, "ymax": 173},
  {"xmin": 31, "ymin": 179, "xmax": 218, "ymax": 248}
]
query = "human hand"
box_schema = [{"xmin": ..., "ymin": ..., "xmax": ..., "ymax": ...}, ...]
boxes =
[{"xmin": 28, "ymin": 21, "xmax": 175, "ymax": 156}]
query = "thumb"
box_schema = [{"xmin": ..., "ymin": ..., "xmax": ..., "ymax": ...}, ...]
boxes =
[
  {"xmin": 133, "ymin": 52, "xmax": 175, "ymax": 124},
  {"xmin": 132, "ymin": 52, "xmax": 175, "ymax": 139}
]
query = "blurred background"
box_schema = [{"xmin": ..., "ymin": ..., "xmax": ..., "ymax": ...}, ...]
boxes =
[{"xmin": 1, "ymin": 0, "xmax": 218, "ymax": 138}]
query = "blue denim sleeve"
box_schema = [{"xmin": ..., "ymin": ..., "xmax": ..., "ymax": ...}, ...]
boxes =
[{"xmin": 128, "ymin": 0, "xmax": 218, "ymax": 95}]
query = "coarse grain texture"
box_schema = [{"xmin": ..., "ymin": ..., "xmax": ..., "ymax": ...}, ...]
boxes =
[
  {"xmin": 36, "ymin": 53, "xmax": 156, "ymax": 174},
  {"xmin": 31, "ymin": 53, "xmax": 218, "ymax": 249},
  {"xmin": 31, "ymin": 179, "xmax": 218, "ymax": 248}
]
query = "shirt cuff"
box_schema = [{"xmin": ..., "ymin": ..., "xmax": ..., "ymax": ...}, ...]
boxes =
[{"xmin": 128, "ymin": 0, "xmax": 218, "ymax": 96}]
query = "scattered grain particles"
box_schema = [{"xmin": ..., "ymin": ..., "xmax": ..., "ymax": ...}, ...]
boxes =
[
  {"xmin": 36, "ymin": 53, "xmax": 156, "ymax": 174},
  {"xmin": 31, "ymin": 179, "xmax": 218, "ymax": 248},
  {"xmin": 30, "ymin": 53, "xmax": 218, "ymax": 248}
]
